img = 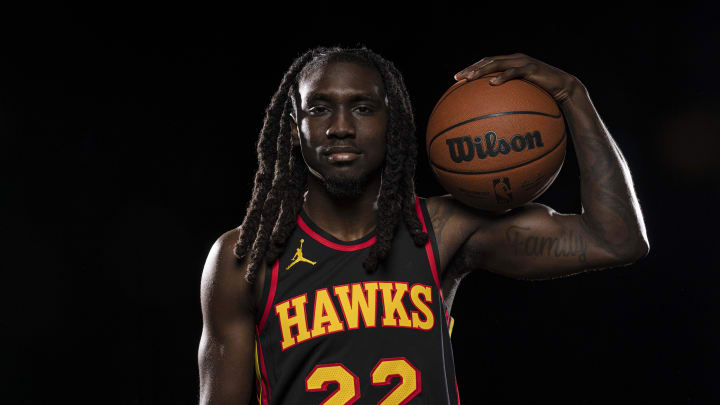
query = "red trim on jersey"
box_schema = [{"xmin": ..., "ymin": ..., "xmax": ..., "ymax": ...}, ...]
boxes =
[
  {"xmin": 258, "ymin": 259, "xmax": 279, "ymax": 334},
  {"xmin": 455, "ymin": 376, "xmax": 461, "ymax": 404},
  {"xmin": 297, "ymin": 214, "xmax": 377, "ymax": 251},
  {"xmin": 255, "ymin": 327, "xmax": 271, "ymax": 404},
  {"xmin": 415, "ymin": 196, "xmax": 444, "ymax": 302}
]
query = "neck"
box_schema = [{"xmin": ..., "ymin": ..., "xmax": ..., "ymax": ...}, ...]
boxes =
[{"xmin": 303, "ymin": 175, "xmax": 381, "ymax": 242}]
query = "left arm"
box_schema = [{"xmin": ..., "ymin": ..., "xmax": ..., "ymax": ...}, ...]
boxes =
[{"xmin": 437, "ymin": 54, "xmax": 649, "ymax": 281}]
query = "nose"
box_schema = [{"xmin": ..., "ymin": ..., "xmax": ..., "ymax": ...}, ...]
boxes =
[{"xmin": 326, "ymin": 109, "xmax": 356, "ymax": 139}]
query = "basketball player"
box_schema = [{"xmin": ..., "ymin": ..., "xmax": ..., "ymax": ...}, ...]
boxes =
[{"xmin": 198, "ymin": 47, "xmax": 649, "ymax": 404}]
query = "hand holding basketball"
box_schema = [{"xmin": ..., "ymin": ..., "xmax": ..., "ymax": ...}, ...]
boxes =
[
  {"xmin": 454, "ymin": 53, "xmax": 582, "ymax": 103},
  {"xmin": 426, "ymin": 54, "xmax": 579, "ymax": 212}
]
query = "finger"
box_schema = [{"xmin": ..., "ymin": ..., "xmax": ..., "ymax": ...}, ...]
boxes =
[
  {"xmin": 454, "ymin": 54, "xmax": 524, "ymax": 81},
  {"xmin": 455, "ymin": 55, "xmax": 530, "ymax": 81},
  {"xmin": 459, "ymin": 58, "xmax": 527, "ymax": 81},
  {"xmin": 457, "ymin": 53, "xmax": 525, "ymax": 73},
  {"xmin": 489, "ymin": 63, "xmax": 539, "ymax": 85}
]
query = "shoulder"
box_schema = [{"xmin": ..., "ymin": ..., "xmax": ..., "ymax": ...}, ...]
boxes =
[
  {"xmin": 203, "ymin": 227, "xmax": 244, "ymax": 282},
  {"xmin": 200, "ymin": 227, "xmax": 266, "ymax": 320},
  {"xmin": 200, "ymin": 227, "xmax": 247, "ymax": 303},
  {"xmin": 423, "ymin": 195, "xmax": 494, "ymax": 273},
  {"xmin": 425, "ymin": 194, "xmax": 489, "ymax": 235}
]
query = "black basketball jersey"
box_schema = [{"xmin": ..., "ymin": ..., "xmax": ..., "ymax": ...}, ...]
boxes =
[{"xmin": 254, "ymin": 196, "xmax": 460, "ymax": 404}]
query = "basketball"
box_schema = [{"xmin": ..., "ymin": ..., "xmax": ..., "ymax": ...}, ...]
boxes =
[{"xmin": 426, "ymin": 72, "xmax": 567, "ymax": 212}]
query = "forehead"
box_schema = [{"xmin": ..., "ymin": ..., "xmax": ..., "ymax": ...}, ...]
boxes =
[{"xmin": 298, "ymin": 61, "xmax": 386, "ymax": 102}]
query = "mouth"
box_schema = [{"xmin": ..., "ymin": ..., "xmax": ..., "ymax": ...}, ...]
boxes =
[
  {"xmin": 327, "ymin": 152, "xmax": 360, "ymax": 163},
  {"xmin": 323, "ymin": 146, "xmax": 362, "ymax": 163}
]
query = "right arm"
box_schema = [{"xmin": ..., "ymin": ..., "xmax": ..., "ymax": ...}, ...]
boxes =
[{"xmin": 198, "ymin": 230, "xmax": 256, "ymax": 405}]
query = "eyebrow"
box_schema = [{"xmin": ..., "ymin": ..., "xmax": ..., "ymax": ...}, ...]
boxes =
[{"xmin": 306, "ymin": 92, "xmax": 381, "ymax": 103}]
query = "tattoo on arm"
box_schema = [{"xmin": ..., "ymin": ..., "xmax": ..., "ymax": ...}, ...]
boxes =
[
  {"xmin": 429, "ymin": 199, "xmax": 478, "ymax": 278},
  {"xmin": 505, "ymin": 225, "xmax": 587, "ymax": 264},
  {"xmin": 429, "ymin": 199, "xmax": 454, "ymax": 245},
  {"xmin": 563, "ymin": 95, "xmax": 648, "ymax": 260},
  {"xmin": 576, "ymin": 133, "xmax": 642, "ymax": 259}
]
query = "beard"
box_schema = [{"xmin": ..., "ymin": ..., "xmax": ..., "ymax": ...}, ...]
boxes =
[{"xmin": 321, "ymin": 172, "xmax": 371, "ymax": 199}]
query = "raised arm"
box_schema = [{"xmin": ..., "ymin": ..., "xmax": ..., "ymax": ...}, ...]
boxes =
[
  {"xmin": 198, "ymin": 230, "xmax": 258, "ymax": 404},
  {"xmin": 434, "ymin": 54, "xmax": 649, "ymax": 281}
]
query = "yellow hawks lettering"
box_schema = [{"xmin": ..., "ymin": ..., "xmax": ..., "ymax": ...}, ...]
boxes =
[{"xmin": 275, "ymin": 281, "xmax": 435, "ymax": 351}]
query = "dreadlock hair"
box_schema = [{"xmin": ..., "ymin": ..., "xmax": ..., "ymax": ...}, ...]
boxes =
[{"xmin": 234, "ymin": 45, "xmax": 429, "ymax": 283}]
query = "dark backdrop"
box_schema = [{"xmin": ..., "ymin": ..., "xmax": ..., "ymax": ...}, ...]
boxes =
[{"xmin": 3, "ymin": 3, "xmax": 718, "ymax": 404}]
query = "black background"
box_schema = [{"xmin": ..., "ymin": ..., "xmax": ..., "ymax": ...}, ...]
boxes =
[{"xmin": 3, "ymin": 3, "xmax": 719, "ymax": 404}]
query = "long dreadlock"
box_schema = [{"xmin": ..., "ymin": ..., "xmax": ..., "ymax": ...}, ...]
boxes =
[{"xmin": 234, "ymin": 46, "xmax": 428, "ymax": 283}]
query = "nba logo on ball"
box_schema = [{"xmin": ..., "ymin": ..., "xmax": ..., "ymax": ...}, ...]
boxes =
[
  {"xmin": 493, "ymin": 177, "xmax": 512, "ymax": 204},
  {"xmin": 426, "ymin": 73, "xmax": 567, "ymax": 212}
]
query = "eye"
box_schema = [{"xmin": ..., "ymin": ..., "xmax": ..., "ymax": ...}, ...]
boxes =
[
  {"xmin": 307, "ymin": 105, "xmax": 330, "ymax": 115},
  {"xmin": 354, "ymin": 105, "xmax": 375, "ymax": 114}
]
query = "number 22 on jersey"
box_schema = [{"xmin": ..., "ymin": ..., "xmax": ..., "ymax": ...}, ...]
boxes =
[{"xmin": 305, "ymin": 357, "xmax": 421, "ymax": 405}]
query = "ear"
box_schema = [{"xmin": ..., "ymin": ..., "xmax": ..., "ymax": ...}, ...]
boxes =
[{"xmin": 289, "ymin": 112, "xmax": 300, "ymax": 148}]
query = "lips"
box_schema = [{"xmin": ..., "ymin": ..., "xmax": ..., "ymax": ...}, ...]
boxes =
[
  {"xmin": 323, "ymin": 146, "xmax": 362, "ymax": 155},
  {"xmin": 323, "ymin": 146, "xmax": 362, "ymax": 163}
]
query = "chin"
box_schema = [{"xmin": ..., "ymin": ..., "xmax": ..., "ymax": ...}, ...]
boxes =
[{"xmin": 322, "ymin": 174, "xmax": 368, "ymax": 199}]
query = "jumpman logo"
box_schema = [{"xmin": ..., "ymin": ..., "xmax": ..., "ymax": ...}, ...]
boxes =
[{"xmin": 286, "ymin": 238, "xmax": 317, "ymax": 270}]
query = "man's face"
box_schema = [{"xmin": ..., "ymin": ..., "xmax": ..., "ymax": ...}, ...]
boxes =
[{"xmin": 292, "ymin": 61, "xmax": 388, "ymax": 198}]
